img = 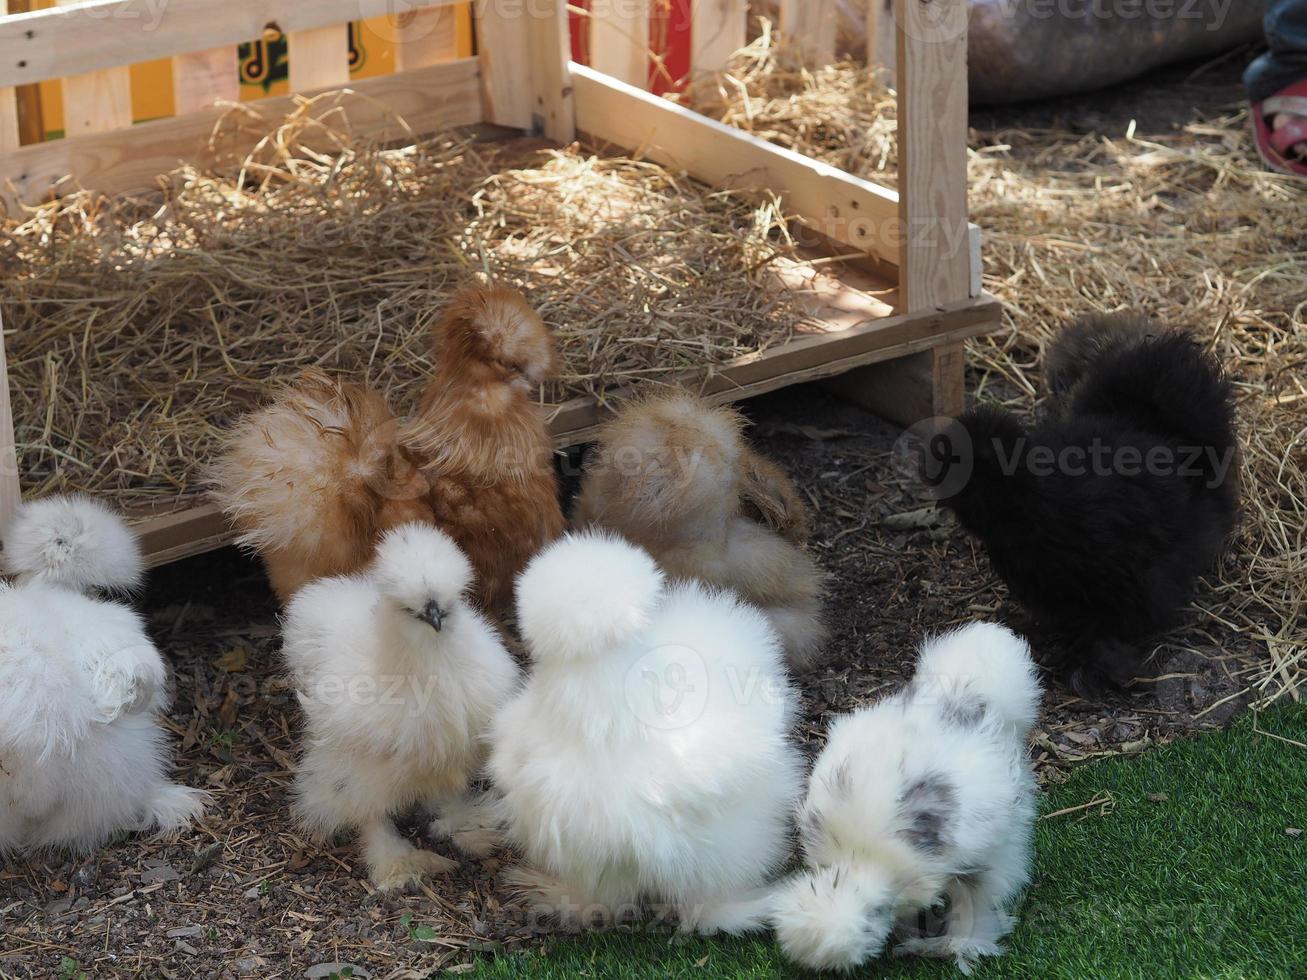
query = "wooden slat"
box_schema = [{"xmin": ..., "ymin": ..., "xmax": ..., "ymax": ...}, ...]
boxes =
[
  {"xmin": 867, "ymin": 0, "xmax": 896, "ymax": 73},
  {"xmin": 573, "ymin": 63, "xmax": 899, "ymax": 263},
  {"xmin": 895, "ymin": 0, "xmax": 970, "ymax": 310},
  {"xmin": 779, "ymin": 0, "xmax": 837, "ymax": 66},
  {"xmin": 0, "ymin": 0, "xmax": 460, "ymax": 88},
  {"xmin": 2, "ymin": 57, "xmax": 483, "ymax": 206},
  {"xmin": 831, "ymin": 0, "xmax": 975, "ymax": 427},
  {"xmin": 589, "ymin": 0, "xmax": 650, "ymax": 88},
  {"xmin": 526, "ymin": 0, "xmax": 574, "ymax": 142},
  {"xmin": 691, "ymin": 0, "xmax": 746, "ymax": 76},
  {"xmin": 474, "ymin": 0, "xmax": 531, "ymax": 130},
  {"xmin": 171, "ymin": 47, "xmax": 240, "ymax": 115},
  {"xmin": 0, "ymin": 306, "xmax": 18, "ymax": 550},
  {"xmin": 0, "ymin": 0, "xmax": 16, "ymax": 150},
  {"xmin": 57, "ymin": 0, "xmax": 132, "ymax": 135},
  {"xmin": 393, "ymin": 4, "xmax": 459, "ymax": 71},
  {"xmin": 288, "ymin": 26, "xmax": 349, "ymax": 92}
]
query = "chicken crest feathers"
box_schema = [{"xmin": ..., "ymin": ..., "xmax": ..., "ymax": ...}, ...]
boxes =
[
  {"xmin": 515, "ymin": 531, "xmax": 666, "ymax": 662},
  {"xmin": 2, "ymin": 495, "xmax": 143, "ymax": 594}
]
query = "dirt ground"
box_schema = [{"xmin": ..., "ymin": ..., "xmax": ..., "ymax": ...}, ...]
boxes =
[{"xmin": 0, "ymin": 56, "xmax": 1279, "ymax": 980}]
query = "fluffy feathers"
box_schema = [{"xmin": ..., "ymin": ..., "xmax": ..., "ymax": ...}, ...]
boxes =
[
  {"xmin": 282, "ymin": 523, "xmax": 519, "ymax": 891},
  {"xmin": 490, "ymin": 532, "xmax": 804, "ymax": 933},
  {"xmin": 573, "ymin": 392, "xmax": 827, "ymax": 667},
  {"xmin": 0, "ymin": 498, "xmax": 206, "ymax": 854},
  {"xmin": 771, "ymin": 622, "xmax": 1041, "ymax": 973},
  {"xmin": 2, "ymin": 494, "xmax": 144, "ymax": 593},
  {"xmin": 937, "ymin": 314, "xmax": 1240, "ymax": 690},
  {"xmin": 211, "ymin": 283, "xmax": 564, "ymax": 609}
]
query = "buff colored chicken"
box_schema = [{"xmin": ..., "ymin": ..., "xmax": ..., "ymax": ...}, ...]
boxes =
[
  {"xmin": 210, "ymin": 283, "xmax": 564, "ymax": 610},
  {"xmin": 573, "ymin": 391, "xmax": 827, "ymax": 667}
]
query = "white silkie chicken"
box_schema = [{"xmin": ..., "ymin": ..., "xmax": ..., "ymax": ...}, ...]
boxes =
[
  {"xmin": 488, "ymin": 531, "xmax": 804, "ymax": 934},
  {"xmin": 282, "ymin": 522, "xmax": 519, "ymax": 891},
  {"xmin": 771, "ymin": 622, "xmax": 1042, "ymax": 973},
  {"xmin": 0, "ymin": 496, "xmax": 208, "ymax": 854}
]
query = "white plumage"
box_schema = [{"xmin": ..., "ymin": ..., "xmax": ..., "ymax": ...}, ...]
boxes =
[
  {"xmin": 488, "ymin": 531, "xmax": 803, "ymax": 934},
  {"xmin": 282, "ymin": 522, "xmax": 520, "ymax": 891},
  {"xmin": 771, "ymin": 622, "xmax": 1041, "ymax": 973},
  {"xmin": 0, "ymin": 497, "xmax": 207, "ymax": 855}
]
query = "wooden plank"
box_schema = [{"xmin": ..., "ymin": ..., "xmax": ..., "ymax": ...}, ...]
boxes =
[
  {"xmin": 573, "ymin": 62, "xmax": 899, "ymax": 263},
  {"xmin": 830, "ymin": 0, "xmax": 974, "ymax": 426},
  {"xmin": 546, "ymin": 293, "xmax": 998, "ymax": 444},
  {"xmin": 394, "ymin": 3, "xmax": 459, "ymax": 71},
  {"xmin": 474, "ymin": 0, "xmax": 531, "ymax": 130},
  {"xmin": 57, "ymin": 0, "xmax": 132, "ymax": 136},
  {"xmin": 691, "ymin": 0, "xmax": 746, "ymax": 76},
  {"xmin": 172, "ymin": 47, "xmax": 241, "ymax": 115},
  {"xmin": 0, "ymin": 0, "xmax": 17, "ymax": 151},
  {"xmin": 2, "ymin": 58, "xmax": 483, "ymax": 206},
  {"xmin": 525, "ymin": 0, "xmax": 574, "ymax": 141},
  {"xmin": 894, "ymin": 0, "xmax": 970, "ymax": 310},
  {"xmin": 0, "ymin": 0, "xmax": 460, "ymax": 88},
  {"xmin": 589, "ymin": 0, "xmax": 650, "ymax": 88},
  {"xmin": 779, "ymin": 0, "xmax": 837, "ymax": 66},
  {"xmin": 288, "ymin": 25, "xmax": 349, "ymax": 92},
  {"xmin": 0, "ymin": 305, "xmax": 18, "ymax": 550},
  {"xmin": 867, "ymin": 0, "xmax": 896, "ymax": 73}
]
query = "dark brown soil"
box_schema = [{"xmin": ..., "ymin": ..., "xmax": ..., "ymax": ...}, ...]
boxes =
[{"xmin": 0, "ymin": 54, "xmax": 1271, "ymax": 980}]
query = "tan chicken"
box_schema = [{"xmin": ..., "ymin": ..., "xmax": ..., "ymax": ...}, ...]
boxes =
[
  {"xmin": 573, "ymin": 391, "xmax": 828, "ymax": 668},
  {"xmin": 210, "ymin": 283, "xmax": 564, "ymax": 610}
]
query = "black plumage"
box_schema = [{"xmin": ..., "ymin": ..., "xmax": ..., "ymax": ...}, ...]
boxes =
[{"xmin": 934, "ymin": 314, "xmax": 1240, "ymax": 691}]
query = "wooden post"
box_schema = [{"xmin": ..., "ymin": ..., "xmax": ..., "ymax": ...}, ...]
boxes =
[
  {"xmin": 0, "ymin": 305, "xmax": 19, "ymax": 547},
  {"xmin": 779, "ymin": 0, "xmax": 836, "ymax": 67},
  {"xmin": 691, "ymin": 0, "xmax": 746, "ymax": 76},
  {"xmin": 172, "ymin": 48, "xmax": 241, "ymax": 115},
  {"xmin": 57, "ymin": 0, "xmax": 132, "ymax": 134},
  {"xmin": 525, "ymin": 0, "xmax": 574, "ymax": 142},
  {"xmin": 866, "ymin": 0, "xmax": 897, "ymax": 73},
  {"xmin": 288, "ymin": 26, "xmax": 350, "ymax": 92},
  {"xmin": 0, "ymin": 1, "xmax": 16, "ymax": 150},
  {"xmin": 590, "ymin": 0, "xmax": 650, "ymax": 88},
  {"xmin": 476, "ymin": 0, "xmax": 532, "ymax": 130},
  {"xmin": 827, "ymin": 0, "xmax": 972, "ymax": 426},
  {"xmin": 394, "ymin": 4, "xmax": 460, "ymax": 71}
]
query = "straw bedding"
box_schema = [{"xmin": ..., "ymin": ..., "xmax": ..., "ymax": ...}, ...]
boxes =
[
  {"xmin": 690, "ymin": 28, "xmax": 1307, "ymax": 704},
  {"xmin": 0, "ymin": 98, "xmax": 804, "ymax": 508}
]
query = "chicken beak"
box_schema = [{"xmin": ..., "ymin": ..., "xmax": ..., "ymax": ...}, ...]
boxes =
[{"xmin": 417, "ymin": 600, "xmax": 446, "ymax": 631}]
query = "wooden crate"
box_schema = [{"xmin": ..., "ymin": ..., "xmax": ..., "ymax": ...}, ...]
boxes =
[{"xmin": 0, "ymin": 0, "xmax": 996, "ymax": 565}]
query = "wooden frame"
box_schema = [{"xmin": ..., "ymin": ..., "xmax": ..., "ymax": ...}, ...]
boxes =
[{"xmin": 0, "ymin": 0, "xmax": 995, "ymax": 563}]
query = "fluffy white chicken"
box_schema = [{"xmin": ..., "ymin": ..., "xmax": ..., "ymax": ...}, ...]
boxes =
[
  {"xmin": 0, "ymin": 497, "xmax": 207, "ymax": 854},
  {"xmin": 282, "ymin": 522, "xmax": 519, "ymax": 891},
  {"xmin": 488, "ymin": 531, "xmax": 803, "ymax": 934},
  {"xmin": 771, "ymin": 622, "xmax": 1041, "ymax": 973}
]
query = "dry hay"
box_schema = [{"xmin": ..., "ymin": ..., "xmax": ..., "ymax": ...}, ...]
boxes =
[
  {"xmin": 0, "ymin": 95, "xmax": 803, "ymax": 509},
  {"xmin": 688, "ymin": 28, "xmax": 1307, "ymax": 706}
]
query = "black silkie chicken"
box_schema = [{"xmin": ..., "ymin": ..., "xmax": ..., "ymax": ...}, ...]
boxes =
[{"xmin": 932, "ymin": 314, "xmax": 1240, "ymax": 692}]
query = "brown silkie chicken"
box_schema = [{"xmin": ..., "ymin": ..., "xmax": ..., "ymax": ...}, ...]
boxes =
[
  {"xmin": 573, "ymin": 391, "xmax": 828, "ymax": 668},
  {"xmin": 210, "ymin": 283, "xmax": 564, "ymax": 610}
]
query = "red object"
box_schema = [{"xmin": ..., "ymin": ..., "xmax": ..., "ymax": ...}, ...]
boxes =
[
  {"xmin": 653, "ymin": 0, "xmax": 692, "ymax": 94},
  {"xmin": 1252, "ymin": 79, "xmax": 1307, "ymax": 178},
  {"xmin": 567, "ymin": 0, "xmax": 692, "ymax": 95},
  {"xmin": 569, "ymin": 0, "xmax": 590, "ymax": 64}
]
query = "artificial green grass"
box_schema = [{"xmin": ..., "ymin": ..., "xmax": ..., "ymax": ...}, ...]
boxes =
[{"xmin": 466, "ymin": 704, "xmax": 1306, "ymax": 979}]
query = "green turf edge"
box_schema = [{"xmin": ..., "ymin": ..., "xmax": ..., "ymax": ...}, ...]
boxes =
[{"xmin": 454, "ymin": 703, "xmax": 1306, "ymax": 980}]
